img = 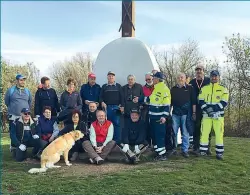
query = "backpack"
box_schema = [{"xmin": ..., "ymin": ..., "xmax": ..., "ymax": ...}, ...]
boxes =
[{"xmin": 9, "ymin": 86, "xmax": 31, "ymax": 99}]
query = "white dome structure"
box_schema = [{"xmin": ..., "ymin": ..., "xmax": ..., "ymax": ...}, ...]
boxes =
[{"xmin": 94, "ymin": 37, "xmax": 160, "ymax": 86}]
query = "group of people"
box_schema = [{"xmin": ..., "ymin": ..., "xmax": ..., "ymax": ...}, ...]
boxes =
[{"xmin": 5, "ymin": 62, "xmax": 229, "ymax": 165}]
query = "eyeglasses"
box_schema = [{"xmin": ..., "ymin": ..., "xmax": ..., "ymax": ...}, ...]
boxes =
[
  {"xmin": 23, "ymin": 113, "xmax": 30, "ymax": 116},
  {"xmin": 146, "ymin": 79, "xmax": 152, "ymax": 81}
]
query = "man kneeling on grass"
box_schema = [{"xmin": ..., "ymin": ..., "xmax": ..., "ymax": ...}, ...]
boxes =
[
  {"xmin": 119, "ymin": 109, "xmax": 148, "ymax": 164},
  {"xmin": 83, "ymin": 110, "xmax": 116, "ymax": 165},
  {"xmin": 10, "ymin": 108, "xmax": 42, "ymax": 162}
]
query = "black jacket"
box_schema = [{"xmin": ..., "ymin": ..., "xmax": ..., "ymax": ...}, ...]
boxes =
[
  {"xmin": 99, "ymin": 83, "xmax": 124, "ymax": 106},
  {"xmin": 189, "ymin": 77, "xmax": 210, "ymax": 111},
  {"xmin": 122, "ymin": 118, "xmax": 146, "ymax": 145},
  {"xmin": 58, "ymin": 121, "xmax": 89, "ymax": 141},
  {"xmin": 122, "ymin": 83, "xmax": 143, "ymax": 116},
  {"xmin": 10, "ymin": 118, "xmax": 37, "ymax": 147},
  {"xmin": 171, "ymin": 84, "xmax": 196, "ymax": 116},
  {"xmin": 35, "ymin": 88, "xmax": 60, "ymax": 116},
  {"xmin": 60, "ymin": 91, "xmax": 82, "ymax": 111},
  {"xmin": 82, "ymin": 110, "xmax": 97, "ymax": 129}
]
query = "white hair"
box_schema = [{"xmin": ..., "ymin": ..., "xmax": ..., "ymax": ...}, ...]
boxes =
[{"xmin": 127, "ymin": 74, "xmax": 136, "ymax": 80}]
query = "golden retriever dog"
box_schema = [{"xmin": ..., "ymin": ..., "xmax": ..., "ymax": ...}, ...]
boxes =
[{"xmin": 28, "ymin": 130, "xmax": 84, "ymax": 174}]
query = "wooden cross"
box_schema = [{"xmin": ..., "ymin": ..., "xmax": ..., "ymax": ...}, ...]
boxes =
[{"xmin": 119, "ymin": 0, "xmax": 135, "ymax": 37}]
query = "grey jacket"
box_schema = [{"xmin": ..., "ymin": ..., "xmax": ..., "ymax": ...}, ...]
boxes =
[{"xmin": 5, "ymin": 86, "xmax": 32, "ymax": 116}]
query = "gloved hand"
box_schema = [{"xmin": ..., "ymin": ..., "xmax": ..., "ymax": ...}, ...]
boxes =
[
  {"xmin": 134, "ymin": 145, "xmax": 140, "ymax": 154},
  {"xmin": 212, "ymin": 112, "xmax": 221, "ymax": 119},
  {"xmin": 32, "ymin": 134, "xmax": 39, "ymax": 139},
  {"xmin": 19, "ymin": 144, "xmax": 26, "ymax": 151},
  {"xmin": 206, "ymin": 106, "xmax": 214, "ymax": 114},
  {"xmin": 122, "ymin": 144, "xmax": 129, "ymax": 153},
  {"xmin": 36, "ymin": 115, "xmax": 40, "ymax": 119}
]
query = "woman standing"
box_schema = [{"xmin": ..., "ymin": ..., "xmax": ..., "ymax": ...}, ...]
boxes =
[{"xmin": 58, "ymin": 78, "xmax": 82, "ymax": 125}]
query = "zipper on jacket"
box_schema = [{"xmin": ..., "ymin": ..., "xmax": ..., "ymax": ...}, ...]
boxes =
[
  {"xmin": 21, "ymin": 124, "xmax": 24, "ymax": 144},
  {"xmin": 211, "ymin": 84, "xmax": 214, "ymax": 104},
  {"xmin": 47, "ymin": 91, "xmax": 50, "ymax": 100}
]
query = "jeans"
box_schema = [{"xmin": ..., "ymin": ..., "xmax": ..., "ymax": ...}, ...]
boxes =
[
  {"xmin": 172, "ymin": 114, "xmax": 189, "ymax": 153},
  {"xmin": 106, "ymin": 105, "xmax": 121, "ymax": 143}
]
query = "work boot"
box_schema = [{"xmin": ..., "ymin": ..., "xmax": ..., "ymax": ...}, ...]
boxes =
[
  {"xmin": 166, "ymin": 149, "xmax": 177, "ymax": 157},
  {"xmin": 182, "ymin": 152, "xmax": 189, "ymax": 158},
  {"xmin": 70, "ymin": 152, "xmax": 79, "ymax": 161},
  {"xmin": 95, "ymin": 156, "xmax": 104, "ymax": 165},
  {"xmin": 154, "ymin": 154, "xmax": 168, "ymax": 161},
  {"xmin": 191, "ymin": 149, "xmax": 200, "ymax": 157},
  {"xmin": 216, "ymin": 154, "xmax": 223, "ymax": 160}
]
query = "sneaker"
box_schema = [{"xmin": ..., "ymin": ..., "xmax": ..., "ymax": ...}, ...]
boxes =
[
  {"xmin": 182, "ymin": 152, "xmax": 189, "ymax": 158},
  {"xmin": 95, "ymin": 156, "xmax": 104, "ymax": 165},
  {"xmin": 200, "ymin": 152, "xmax": 207, "ymax": 156},
  {"xmin": 70, "ymin": 152, "xmax": 79, "ymax": 161},
  {"xmin": 154, "ymin": 154, "xmax": 168, "ymax": 161},
  {"xmin": 216, "ymin": 154, "xmax": 223, "ymax": 160}
]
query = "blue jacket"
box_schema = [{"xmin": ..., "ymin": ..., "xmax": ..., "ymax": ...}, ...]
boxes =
[
  {"xmin": 80, "ymin": 83, "xmax": 101, "ymax": 108},
  {"xmin": 36, "ymin": 116, "xmax": 59, "ymax": 137}
]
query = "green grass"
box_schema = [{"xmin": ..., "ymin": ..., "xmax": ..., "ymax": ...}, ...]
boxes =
[{"xmin": 1, "ymin": 133, "xmax": 250, "ymax": 195}]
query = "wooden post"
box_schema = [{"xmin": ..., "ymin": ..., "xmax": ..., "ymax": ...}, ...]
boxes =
[{"xmin": 119, "ymin": 0, "xmax": 135, "ymax": 37}]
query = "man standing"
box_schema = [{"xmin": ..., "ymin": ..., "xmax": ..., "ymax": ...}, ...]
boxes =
[
  {"xmin": 122, "ymin": 75, "xmax": 143, "ymax": 122},
  {"xmin": 119, "ymin": 109, "xmax": 148, "ymax": 164},
  {"xmin": 10, "ymin": 108, "xmax": 41, "ymax": 162},
  {"xmin": 171, "ymin": 73, "xmax": 196, "ymax": 158},
  {"xmin": 99, "ymin": 71, "xmax": 124, "ymax": 143},
  {"xmin": 34, "ymin": 76, "xmax": 60, "ymax": 117},
  {"xmin": 141, "ymin": 72, "xmax": 154, "ymax": 145},
  {"xmin": 199, "ymin": 70, "xmax": 229, "ymax": 160},
  {"xmin": 82, "ymin": 110, "xmax": 116, "ymax": 165},
  {"xmin": 134, "ymin": 72, "xmax": 171, "ymax": 161},
  {"xmin": 189, "ymin": 63, "xmax": 211, "ymax": 155},
  {"xmin": 80, "ymin": 73, "xmax": 101, "ymax": 113},
  {"xmin": 5, "ymin": 74, "xmax": 32, "ymax": 128}
]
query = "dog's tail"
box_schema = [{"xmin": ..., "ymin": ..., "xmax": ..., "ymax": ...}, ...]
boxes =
[
  {"xmin": 28, "ymin": 167, "xmax": 48, "ymax": 174},
  {"xmin": 28, "ymin": 159, "xmax": 48, "ymax": 174}
]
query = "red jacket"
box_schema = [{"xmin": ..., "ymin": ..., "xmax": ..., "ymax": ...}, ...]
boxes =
[
  {"xmin": 91, "ymin": 120, "xmax": 112, "ymax": 143},
  {"xmin": 142, "ymin": 84, "xmax": 154, "ymax": 97}
]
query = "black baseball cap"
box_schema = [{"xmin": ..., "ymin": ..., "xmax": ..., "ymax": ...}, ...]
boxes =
[
  {"xmin": 21, "ymin": 108, "xmax": 31, "ymax": 114},
  {"xmin": 130, "ymin": 108, "xmax": 140, "ymax": 114},
  {"xmin": 210, "ymin": 70, "xmax": 220, "ymax": 76}
]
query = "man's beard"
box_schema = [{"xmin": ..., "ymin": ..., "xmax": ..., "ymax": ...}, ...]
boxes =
[{"xmin": 146, "ymin": 81, "xmax": 153, "ymax": 86}]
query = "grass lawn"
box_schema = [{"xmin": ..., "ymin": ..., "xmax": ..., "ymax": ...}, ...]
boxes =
[{"xmin": 1, "ymin": 133, "xmax": 250, "ymax": 195}]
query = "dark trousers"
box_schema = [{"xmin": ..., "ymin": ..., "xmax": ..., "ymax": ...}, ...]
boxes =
[
  {"xmin": 106, "ymin": 105, "xmax": 121, "ymax": 143},
  {"xmin": 150, "ymin": 119, "xmax": 166, "ymax": 149},
  {"xmin": 141, "ymin": 107, "xmax": 152, "ymax": 145},
  {"xmin": 193, "ymin": 110, "xmax": 212, "ymax": 151},
  {"xmin": 165, "ymin": 120, "xmax": 175, "ymax": 151},
  {"xmin": 71, "ymin": 138, "xmax": 85, "ymax": 153},
  {"xmin": 14, "ymin": 138, "xmax": 41, "ymax": 162}
]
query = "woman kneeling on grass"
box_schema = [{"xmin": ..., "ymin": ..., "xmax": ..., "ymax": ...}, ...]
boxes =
[
  {"xmin": 58, "ymin": 109, "xmax": 89, "ymax": 161},
  {"xmin": 36, "ymin": 106, "xmax": 59, "ymax": 152}
]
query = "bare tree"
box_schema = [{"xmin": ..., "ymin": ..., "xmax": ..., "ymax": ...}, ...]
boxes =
[{"xmin": 50, "ymin": 52, "xmax": 93, "ymax": 94}]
